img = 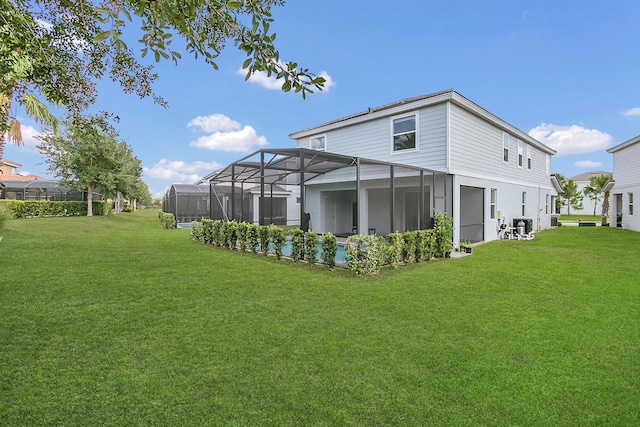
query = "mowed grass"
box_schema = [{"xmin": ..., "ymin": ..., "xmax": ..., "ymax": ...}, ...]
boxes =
[{"xmin": 1, "ymin": 210, "xmax": 638, "ymax": 426}]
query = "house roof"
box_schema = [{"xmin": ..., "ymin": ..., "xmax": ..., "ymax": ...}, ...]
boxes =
[
  {"xmin": 0, "ymin": 158, "xmax": 22, "ymax": 168},
  {"xmin": 288, "ymin": 89, "xmax": 557, "ymax": 156},
  {"xmin": 607, "ymin": 134, "xmax": 640, "ymax": 153},
  {"xmin": 570, "ymin": 171, "xmax": 612, "ymax": 182},
  {"xmin": 0, "ymin": 174, "xmax": 45, "ymax": 181}
]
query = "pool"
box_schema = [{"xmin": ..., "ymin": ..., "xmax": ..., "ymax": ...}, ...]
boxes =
[{"xmin": 275, "ymin": 240, "xmax": 347, "ymax": 263}]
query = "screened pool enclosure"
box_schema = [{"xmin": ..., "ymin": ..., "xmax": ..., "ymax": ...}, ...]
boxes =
[{"xmin": 0, "ymin": 179, "xmax": 102, "ymax": 201}]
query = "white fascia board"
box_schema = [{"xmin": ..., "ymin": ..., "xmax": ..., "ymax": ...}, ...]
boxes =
[{"xmin": 607, "ymin": 134, "xmax": 640, "ymax": 153}]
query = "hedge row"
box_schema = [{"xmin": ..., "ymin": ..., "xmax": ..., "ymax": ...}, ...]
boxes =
[
  {"xmin": 0, "ymin": 200, "xmax": 110, "ymax": 218},
  {"xmin": 189, "ymin": 211, "xmax": 455, "ymax": 275}
]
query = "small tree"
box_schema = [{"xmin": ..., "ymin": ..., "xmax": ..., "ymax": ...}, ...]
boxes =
[
  {"xmin": 433, "ymin": 210, "xmax": 454, "ymax": 258},
  {"xmin": 583, "ymin": 173, "xmax": 613, "ymax": 221},
  {"xmin": 320, "ymin": 232, "xmax": 338, "ymax": 269},
  {"xmin": 554, "ymin": 173, "xmax": 583, "ymax": 215}
]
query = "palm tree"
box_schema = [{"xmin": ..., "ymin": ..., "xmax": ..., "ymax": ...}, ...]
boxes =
[{"xmin": 583, "ymin": 173, "xmax": 613, "ymax": 223}]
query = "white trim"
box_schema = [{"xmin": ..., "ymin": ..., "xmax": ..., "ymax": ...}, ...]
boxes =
[
  {"xmin": 390, "ymin": 111, "xmax": 419, "ymax": 154},
  {"xmin": 502, "ymin": 132, "xmax": 509, "ymax": 164},
  {"xmin": 309, "ymin": 134, "xmax": 327, "ymax": 151}
]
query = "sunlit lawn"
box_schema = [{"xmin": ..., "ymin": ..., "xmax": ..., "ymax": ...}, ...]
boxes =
[{"xmin": 1, "ymin": 210, "xmax": 638, "ymax": 425}]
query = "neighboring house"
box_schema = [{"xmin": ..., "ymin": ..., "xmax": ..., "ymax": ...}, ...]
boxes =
[
  {"xmin": 209, "ymin": 89, "xmax": 559, "ymax": 245},
  {"xmin": 0, "ymin": 158, "xmax": 23, "ymax": 176},
  {"xmin": 606, "ymin": 135, "xmax": 640, "ymax": 231},
  {"xmin": 570, "ymin": 171, "xmax": 612, "ymax": 216}
]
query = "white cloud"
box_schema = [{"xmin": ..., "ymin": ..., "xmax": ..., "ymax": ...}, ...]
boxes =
[
  {"xmin": 188, "ymin": 114, "xmax": 241, "ymax": 133},
  {"xmin": 187, "ymin": 114, "xmax": 268, "ymax": 152},
  {"xmin": 528, "ymin": 123, "xmax": 613, "ymax": 156},
  {"xmin": 575, "ymin": 160, "xmax": 603, "ymax": 168},
  {"xmin": 238, "ymin": 65, "xmax": 335, "ymax": 92},
  {"xmin": 190, "ymin": 126, "xmax": 267, "ymax": 152},
  {"xmin": 143, "ymin": 159, "xmax": 223, "ymax": 183},
  {"xmin": 622, "ymin": 107, "xmax": 640, "ymax": 118},
  {"xmin": 20, "ymin": 124, "xmax": 43, "ymax": 148}
]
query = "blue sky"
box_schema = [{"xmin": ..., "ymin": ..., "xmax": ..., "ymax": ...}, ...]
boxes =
[{"xmin": 6, "ymin": 0, "xmax": 640, "ymax": 197}]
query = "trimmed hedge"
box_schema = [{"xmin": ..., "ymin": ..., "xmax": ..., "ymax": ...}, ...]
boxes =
[{"xmin": 0, "ymin": 200, "xmax": 110, "ymax": 218}]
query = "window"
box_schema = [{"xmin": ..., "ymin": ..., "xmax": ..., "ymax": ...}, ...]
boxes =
[
  {"xmin": 490, "ymin": 189, "xmax": 497, "ymax": 219},
  {"xmin": 521, "ymin": 191, "xmax": 526, "ymax": 216},
  {"xmin": 527, "ymin": 145, "xmax": 532, "ymax": 169},
  {"xmin": 503, "ymin": 133, "xmax": 509, "ymax": 163},
  {"xmin": 309, "ymin": 135, "xmax": 326, "ymax": 151},
  {"xmin": 545, "ymin": 194, "xmax": 549, "ymax": 214},
  {"xmin": 518, "ymin": 140, "xmax": 523, "ymax": 167},
  {"xmin": 629, "ymin": 192, "xmax": 634, "ymax": 216},
  {"xmin": 392, "ymin": 114, "xmax": 417, "ymax": 152}
]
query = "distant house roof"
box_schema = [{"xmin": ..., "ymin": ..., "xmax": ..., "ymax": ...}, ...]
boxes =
[
  {"xmin": 607, "ymin": 134, "xmax": 640, "ymax": 153},
  {"xmin": 570, "ymin": 171, "xmax": 612, "ymax": 182},
  {"xmin": 0, "ymin": 158, "xmax": 22, "ymax": 168},
  {"xmin": 288, "ymin": 89, "xmax": 557, "ymax": 156},
  {"xmin": 0, "ymin": 174, "xmax": 45, "ymax": 181}
]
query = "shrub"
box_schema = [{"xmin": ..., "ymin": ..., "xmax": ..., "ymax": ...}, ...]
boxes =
[
  {"xmin": 222, "ymin": 220, "xmax": 238, "ymax": 249},
  {"xmin": 160, "ymin": 212, "xmax": 176, "ymax": 229},
  {"xmin": 190, "ymin": 221, "xmax": 204, "ymax": 242},
  {"xmin": 433, "ymin": 209, "xmax": 454, "ymax": 258},
  {"xmin": 212, "ymin": 219, "xmax": 224, "ymax": 246},
  {"xmin": 0, "ymin": 203, "xmax": 13, "ymax": 231},
  {"xmin": 247, "ymin": 224, "xmax": 260, "ymax": 254},
  {"xmin": 386, "ymin": 232, "xmax": 403, "ymax": 269},
  {"xmin": 0, "ymin": 200, "xmax": 109, "ymax": 218},
  {"xmin": 304, "ymin": 231, "xmax": 318, "ymax": 264},
  {"xmin": 321, "ymin": 232, "xmax": 338, "ymax": 269},
  {"xmin": 415, "ymin": 229, "xmax": 435, "ymax": 262},
  {"xmin": 201, "ymin": 219, "xmax": 214, "ymax": 244},
  {"xmin": 346, "ymin": 234, "xmax": 385, "ymax": 275},
  {"xmin": 259, "ymin": 225, "xmax": 271, "ymax": 255},
  {"xmin": 402, "ymin": 231, "xmax": 417, "ymax": 264},
  {"xmin": 269, "ymin": 225, "xmax": 286, "ymax": 260},
  {"xmin": 237, "ymin": 222, "xmax": 249, "ymax": 252},
  {"xmin": 290, "ymin": 228, "xmax": 305, "ymax": 262}
]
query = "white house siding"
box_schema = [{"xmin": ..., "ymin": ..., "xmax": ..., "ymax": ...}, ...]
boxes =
[
  {"xmin": 296, "ymin": 104, "xmax": 448, "ymax": 171},
  {"xmin": 609, "ymin": 138, "xmax": 640, "ymax": 232}
]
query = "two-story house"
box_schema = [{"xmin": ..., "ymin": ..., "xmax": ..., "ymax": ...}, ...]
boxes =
[
  {"xmin": 606, "ymin": 135, "xmax": 640, "ymax": 231},
  {"xmin": 209, "ymin": 89, "xmax": 559, "ymax": 245}
]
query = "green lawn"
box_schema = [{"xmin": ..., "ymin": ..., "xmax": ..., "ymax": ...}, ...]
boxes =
[{"xmin": 1, "ymin": 210, "xmax": 638, "ymax": 425}]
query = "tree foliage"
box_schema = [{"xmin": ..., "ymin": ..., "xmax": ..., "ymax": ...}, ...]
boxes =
[
  {"xmin": 1, "ymin": 0, "xmax": 325, "ymax": 150},
  {"xmin": 583, "ymin": 173, "xmax": 612, "ymax": 216},
  {"xmin": 37, "ymin": 113, "xmax": 147, "ymax": 217},
  {"xmin": 554, "ymin": 173, "xmax": 583, "ymax": 215}
]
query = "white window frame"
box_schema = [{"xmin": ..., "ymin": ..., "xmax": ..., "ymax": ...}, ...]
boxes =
[
  {"xmin": 503, "ymin": 132, "xmax": 509, "ymax": 163},
  {"xmin": 518, "ymin": 140, "xmax": 524, "ymax": 168},
  {"xmin": 629, "ymin": 192, "xmax": 634, "ymax": 216},
  {"xmin": 522, "ymin": 191, "xmax": 526, "ymax": 216},
  {"xmin": 527, "ymin": 145, "xmax": 532, "ymax": 169},
  {"xmin": 490, "ymin": 188, "xmax": 497, "ymax": 219},
  {"xmin": 309, "ymin": 134, "xmax": 326, "ymax": 151},
  {"xmin": 390, "ymin": 112, "xmax": 418, "ymax": 153},
  {"xmin": 545, "ymin": 194, "xmax": 549, "ymax": 214}
]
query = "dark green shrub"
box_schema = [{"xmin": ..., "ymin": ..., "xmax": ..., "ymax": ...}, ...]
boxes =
[
  {"xmin": 237, "ymin": 222, "xmax": 249, "ymax": 252},
  {"xmin": 385, "ymin": 232, "xmax": 403, "ymax": 269},
  {"xmin": 321, "ymin": 232, "xmax": 338, "ymax": 269},
  {"xmin": 247, "ymin": 224, "xmax": 260, "ymax": 254},
  {"xmin": 259, "ymin": 225, "xmax": 271, "ymax": 255},
  {"xmin": 304, "ymin": 231, "xmax": 318, "ymax": 264},
  {"xmin": 190, "ymin": 221, "xmax": 204, "ymax": 242},
  {"xmin": 415, "ymin": 229, "xmax": 435, "ymax": 262},
  {"xmin": 402, "ymin": 231, "xmax": 417, "ymax": 264},
  {"xmin": 0, "ymin": 200, "xmax": 108, "ymax": 218},
  {"xmin": 290, "ymin": 228, "xmax": 305, "ymax": 262},
  {"xmin": 222, "ymin": 220, "xmax": 238, "ymax": 249},
  {"xmin": 433, "ymin": 209, "xmax": 454, "ymax": 258},
  {"xmin": 160, "ymin": 212, "xmax": 176, "ymax": 229},
  {"xmin": 212, "ymin": 220, "xmax": 224, "ymax": 246},
  {"xmin": 345, "ymin": 234, "xmax": 385, "ymax": 275},
  {"xmin": 201, "ymin": 219, "xmax": 214, "ymax": 243},
  {"xmin": 269, "ymin": 225, "xmax": 286, "ymax": 260}
]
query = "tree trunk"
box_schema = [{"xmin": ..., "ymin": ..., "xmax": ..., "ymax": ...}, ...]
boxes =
[
  {"xmin": 601, "ymin": 193, "xmax": 610, "ymax": 226},
  {"xmin": 87, "ymin": 184, "xmax": 93, "ymax": 217},
  {"xmin": 103, "ymin": 197, "xmax": 109, "ymax": 216}
]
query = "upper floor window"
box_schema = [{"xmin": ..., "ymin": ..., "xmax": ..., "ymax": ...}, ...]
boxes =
[
  {"xmin": 503, "ymin": 133, "xmax": 509, "ymax": 163},
  {"xmin": 392, "ymin": 114, "xmax": 417, "ymax": 152},
  {"xmin": 518, "ymin": 140, "xmax": 524, "ymax": 167},
  {"xmin": 309, "ymin": 135, "xmax": 326, "ymax": 151},
  {"xmin": 527, "ymin": 145, "xmax": 532, "ymax": 169},
  {"xmin": 629, "ymin": 192, "xmax": 634, "ymax": 216},
  {"xmin": 522, "ymin": 191, "xmax": 526, "ymax": 216}
]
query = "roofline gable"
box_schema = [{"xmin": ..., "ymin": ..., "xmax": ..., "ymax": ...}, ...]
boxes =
[{"xmin": 607, "ymin": 134, "xmax": 640, "ymax": 153}]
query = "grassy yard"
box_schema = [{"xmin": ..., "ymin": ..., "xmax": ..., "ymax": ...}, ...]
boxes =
[{"xmin": 1, "ymin": 210, "xmax": 638, "ymax": 425}]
